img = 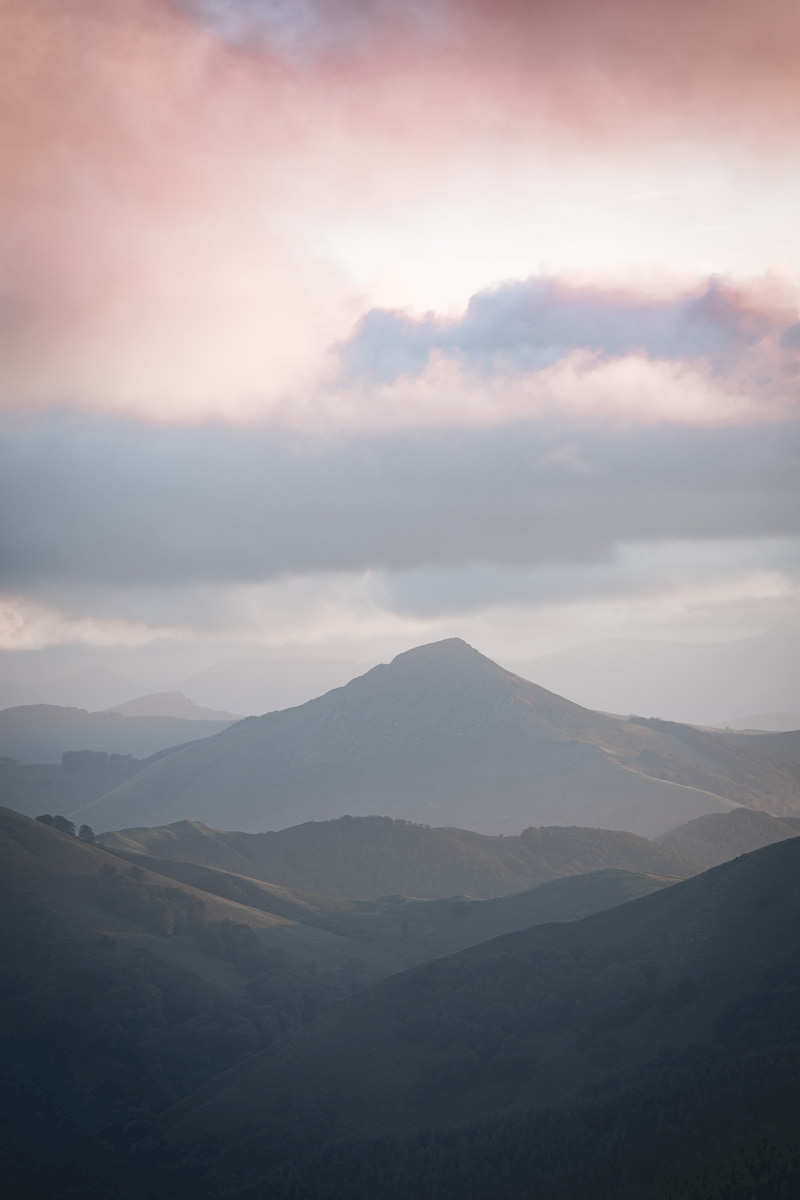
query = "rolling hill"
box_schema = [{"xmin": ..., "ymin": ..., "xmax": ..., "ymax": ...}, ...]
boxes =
[
  {"xmin": 657, "ymin": 806, "xmax": 800, "ymax": 870},
  {"xmin": 99, "ymin": 814, "xmax": 697, "ymax": 899},
  {"xmin": 73, "ymin": 639, "xmax": 800, "ymax": 838},
  {"xmin": 0, "ymin": 805, "xmax": 681, "ymax": 1198}
]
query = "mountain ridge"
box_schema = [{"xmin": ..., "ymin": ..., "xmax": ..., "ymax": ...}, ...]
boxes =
[{"xmin": 77, "ymin": 638, "xmax": 799, "ymax": 837}]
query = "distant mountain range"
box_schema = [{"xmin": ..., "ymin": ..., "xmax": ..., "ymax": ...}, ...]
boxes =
[
  {"xmin": 0, "ymin": 658, "xmax": 371, "ymax": 718},
  {"xmin": 75, "ymin": 638, "xmax": 800, "ymax": 837},
  {"xmin": 0, "ymin": 703, "xmax": 236, "ymax": 765}
]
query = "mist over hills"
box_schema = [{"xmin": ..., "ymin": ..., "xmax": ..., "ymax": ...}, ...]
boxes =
[
  {"xmin": 177, "ymin": 657, "xmax": 371, "ymax": 718},
  {"xmin": 105, "ymin": 691, "xmax": 240, "ymax": 722},
  {"xmin": 726, "ymin": 712, "xmax": 800, "ymax": 731},
  {"xmin": 0, "ymin": 703, "xmax": 237, "ymax": 765},
  {"xmin": 0, "ymin": 659, "xmax": 371, "ymax": 720},
  {"xmin": 509, "ymin": 628, "xmax": 800, "ymax": 728},
  {"xmin": 0, "ymin": 667, "xmax": 148, "ymax": 713},
  {"xmin": 76, "ymin": 639, "xmax": 800, "ymax": 838}
]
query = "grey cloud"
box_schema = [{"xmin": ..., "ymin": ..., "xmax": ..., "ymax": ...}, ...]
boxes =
[
  {"xmin": 177, "ymin": 0, "xmax": 443, "ymax": 56},
  {"xmin": 372, "ymin": 539, "xmax": 800, "ymax": 618},
  {"xmin": 338, "ymin": 277, "xmax": 791, "ymax": 383},
  {"xmin": 0, "ymin": 411, "xmax": 798, "ymax": 595},
  {"xmin": 780, "ymin": 322, "xmax": 800, "ymax": 350}
]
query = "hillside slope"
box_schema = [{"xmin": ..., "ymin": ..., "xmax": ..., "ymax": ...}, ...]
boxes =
[
  {"xmin": 657, "ymin": 806, "xmax": 800, "ymax": 870},
  {"xmin": 0, "ymin": 806, "xmax": 679, "ymax": 1198},
  {"xmin": 74, "ymin": 639, "xmax": 798, "ymax": 838},
  {"xmin": 165, "ymin": 835, "xmax": 800, "ymax": 1192},
  {"xmin": 99, "ymin": 814, "xmax": 697, "ymax": 899}
]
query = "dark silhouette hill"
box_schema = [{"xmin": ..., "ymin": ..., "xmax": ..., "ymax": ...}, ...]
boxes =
[
  {"xmin": 99, "ymin": 814, "xmax": 697, "ymax": 899},
  {"xmin": 658, "ymin": 806, "xmax": 800, "ymax": 870},
  {"xmin": 74, "ymin": 638, "xmax": 800, "ymax": 837},
  {"xmin": 0, "ymin": 702, "xmax": 237, "ymax": 765},
  {"xmin": 164, "ymin": 835, "xmax": 800, "ymax": 1197}
]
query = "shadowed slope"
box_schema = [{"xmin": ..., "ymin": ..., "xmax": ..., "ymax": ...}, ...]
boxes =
[{"xmin": 164, "ymin": 835, "xmax": 800, "ymax": 1190}]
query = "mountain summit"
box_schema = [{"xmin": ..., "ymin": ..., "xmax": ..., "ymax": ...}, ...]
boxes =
[{"xmin": 75, "ymin": 639, "xmax": 798, "ymax": 837}]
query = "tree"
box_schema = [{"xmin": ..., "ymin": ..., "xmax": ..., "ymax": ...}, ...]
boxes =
[
  {"xmin": 78, "ymin": 824, "xmax": 96, "ymax": 845},
  {"xmin": 52, "ymin": 815, "xmax": 76, "ymax": 836},
  {"xmin": 35, "ymin": 813, "xmax": 55, "ymax": 826}
]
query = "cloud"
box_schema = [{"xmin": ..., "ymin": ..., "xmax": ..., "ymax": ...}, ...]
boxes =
[
  {"xmin": 0, "ymin": 2, "xmax": 799, "ymax": 421},
  {"xmin": 1, "ymin": 411, "xmax": 798, "ymax": 600},
  {"xmin": 338, "ymin": 274, "xmax": 800, "ymax": 385},
  {"xmin": 373, "ymin": 539, "xmax": 800, "ymax": 619},
  {"xmin": 178, "ymin": 0, "xmax": 800, "ymax": 146}
]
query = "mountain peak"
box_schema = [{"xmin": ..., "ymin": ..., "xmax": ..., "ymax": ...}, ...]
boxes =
[{"xmin": 388, "ymin": 638, "xmax": 492, "ymax": 668}]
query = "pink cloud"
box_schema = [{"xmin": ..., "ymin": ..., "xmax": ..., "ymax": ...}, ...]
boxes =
[{"xmin": 0, "ymin": 0, "xmax": 799, "ymax": 420}]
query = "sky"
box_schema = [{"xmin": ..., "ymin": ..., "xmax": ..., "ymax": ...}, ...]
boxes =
[{"xmin": 1, "ymin": 0, "xmax": 799, "ymax": 697}]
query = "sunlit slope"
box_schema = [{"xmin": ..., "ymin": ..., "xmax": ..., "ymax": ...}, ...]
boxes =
[
  {"xmin": 75, "ymin": 639, "xmax": 799, "ymax": 837},
  {"xmin": 0, "ymin": 806, "xmax": 396, "ymax": 975},
  {"xmin": 99, "ymin": 814, "xmax": 697, "ymax": 899},
  {"xmin": 165, "ymin": 835, "xmax": 800, "ymax": 1182}
]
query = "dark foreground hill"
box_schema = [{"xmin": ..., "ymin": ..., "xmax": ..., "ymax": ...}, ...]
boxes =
[
  {"xmin": 100, "ymin": 814, "xmax": 697, "ymax": 898},
  {"xmin": 76, "ymin": 640, "xmax": 800, "ymax": 837},
  {"xmin": 0, "ymin": 806, "xmax": 676, "ymax": 1198},
  {"xmin": 0, "ymin": 702, "xmax": 236, "ymax": 765},
  {"xmin": 164, "ymin": 835, "xmax": 800, "ymax": 1199}
]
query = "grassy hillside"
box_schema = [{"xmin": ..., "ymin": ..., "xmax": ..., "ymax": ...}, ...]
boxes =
[
  {"xmin": 100, "ymin": 814, "xmax": 697, "ymax": 899},
  {"xmin": 76, "ymin": 639, "xmax": 790, "ymax": 838},
  {"xmin": 164, "ymin": 835, "xmax": 800, "ymax": 1195}
]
